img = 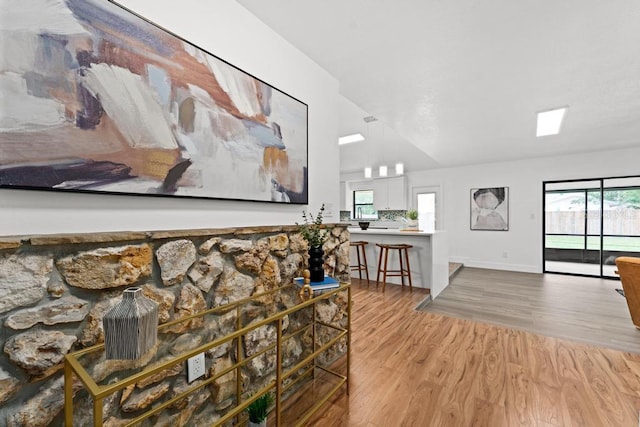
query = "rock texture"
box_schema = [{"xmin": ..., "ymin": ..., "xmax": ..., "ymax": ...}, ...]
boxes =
[
  {"xmin": 56, "ymin": 244, "xmax": 152, "ymax": 289},
  {"xmin": 136, "ymin": 356, "xmax": 184, "ymax": 389},
  {"xmin": 210, "ymin": 355, "xmax": 236, "ymax": 410},
  {"xmin": 198, "ymin": 237, "xmax": 221, "ymax": 255},
  {"xmin": 0, "ymin": 254, "xmax": 52, "ymax": 314},
  {"xmin": 244, "ymin": 322, "xmax": 277, "ymax": 377},
  {"xmin": 141, "ymin": 284, "xmax": 175, "ymax": 324},
  {"xmin": 4, "ymin": 330, "xmax": 76, "ymax": 377},
  {"xmin": 219, "ymin": 238, "xmax": 252, "ymax": 253},
  {"xmin": 6, "ymin": 376, "xmax": 78, "ymax": 427},
  {"xmin": 5, "ymin": 296, "xmax": 89, "ymax": 330},
  {"xmin": 213, "ymin": 267, "xmax": 255, "ymax": 306},
  {"xmin": 121, "ymin": 382, "xmax": 170, "ymax": 412},
  {"xmin": 156, "ymin": 240, "xmax": 197, "ymax": 286},
  {"xmin": 188, "ymin": 251, "xmax": 224, "ymax": 292},
  {"xmin": 168, "ymin": 284, "xmax": 207, "ymax": 333},
  {"xmin": 0, "ymin": 367, "xmax": 20, "ymax": 404}
]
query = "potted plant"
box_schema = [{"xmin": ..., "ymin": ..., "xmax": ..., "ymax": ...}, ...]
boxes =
[
  {"xmin": 246, "ymin": 392, "xmax": 274, "ymax": 427},
  {"xmin": 405, "ymin": 209, "xmax": 419, "ymax": 230},
  {"xmin": 297, "ymin": 204, "xmax": 329, "ymax": 282}
]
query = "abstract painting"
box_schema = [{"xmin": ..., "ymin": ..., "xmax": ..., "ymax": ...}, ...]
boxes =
[
  {"xmin": 0, "ymin": 0, "xmax": 308, "ymax": 203},
  {"xmin": 470, "ymin": 187, "xmax": 509, "ymax": 231}
]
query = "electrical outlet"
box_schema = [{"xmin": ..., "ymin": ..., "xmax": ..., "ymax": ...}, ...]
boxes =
[{"xmin": 187, "ymin": 352, "xmax": 205, "ymax": 383}]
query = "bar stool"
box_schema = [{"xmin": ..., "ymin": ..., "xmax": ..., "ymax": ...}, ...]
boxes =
[
  {"xmin": 375, "ymin": 243, "xmax": 413, "ymax": 292},
  {"xmin": 350, "ymin": 241, "xmax": 370, "ymax": 285}
]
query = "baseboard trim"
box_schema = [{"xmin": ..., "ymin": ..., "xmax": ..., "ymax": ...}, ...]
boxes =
[{"xmin": 459, "ymin": 261, "xmax": 540, "ymax": 273}]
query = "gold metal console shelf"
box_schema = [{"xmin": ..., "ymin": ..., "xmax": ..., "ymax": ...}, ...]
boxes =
[{"xmin": 64, "ymin": 282, "xmax": 351, "ymax": 426}]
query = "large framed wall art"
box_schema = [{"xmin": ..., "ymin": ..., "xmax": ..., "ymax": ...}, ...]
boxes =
[
  {"xmin": 470, "ymin": 187, "xmax": 509, "ymax": 231},
  {"xmin": 0, "ymin": 0, "xmax": 308, "ymax": 204}
]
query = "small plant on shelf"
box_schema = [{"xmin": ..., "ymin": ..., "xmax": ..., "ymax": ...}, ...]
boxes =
[
  {"xmin": 406, "ymin": 209, "xmax": 419, "ymax": 220},
  {"xmin": 246, "ymin": 392, "xmax": 274, "ymax": 426},
  {"xmin": 297, "ymin": 203, "xmax": 328, "ymax": 248}
]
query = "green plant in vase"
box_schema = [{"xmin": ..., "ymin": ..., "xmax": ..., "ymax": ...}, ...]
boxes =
[
  {"xmin": 406, "ymin": 209, "xmax": 418, "ymax": 220},
  {"xmin": 297, "ymin": 204, "xmax": 329, "ymax": 282},
  {"xmin": 405, "ymin": 208, "xmax": 419, "ymax": 230},
  {"xmin": 246, "ymin": 392, "xmax": 274, "ymax": 427}
]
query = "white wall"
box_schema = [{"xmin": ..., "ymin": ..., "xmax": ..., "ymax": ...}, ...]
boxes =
[
  {"xmin": 0, "ymin": 0, "xmax": 340, "ymax": 236},
  {"xmin": 404, "ymin": 146, "xmax": 640, "ymax": 273}
]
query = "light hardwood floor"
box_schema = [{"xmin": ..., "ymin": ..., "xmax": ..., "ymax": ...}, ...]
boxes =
[
  {"xmin": 305, "ymin": 278, "xmax": 640, "ymax": 427},
  {"xmin": 418, "ymin": 267, "xmax": 640, "ymax": 353}
]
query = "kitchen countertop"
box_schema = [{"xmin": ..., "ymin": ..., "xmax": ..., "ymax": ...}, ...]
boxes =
[{"xmin": 348, "ymin": 227, "xmax": 437, "ymax": 236}]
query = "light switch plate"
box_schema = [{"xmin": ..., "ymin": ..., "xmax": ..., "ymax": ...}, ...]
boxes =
[{"xmin": 187, "ymin": 353, "xmax": 205, "ymax": 383}]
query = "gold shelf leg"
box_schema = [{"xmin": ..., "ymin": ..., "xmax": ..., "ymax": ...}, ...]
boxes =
[
  {"xmin": 93, "ymin": 395, "xmax": 103, "ymax": 427},
  {"xmin": 347, "ymin": 286, "xmax": 352, "ymax": 395},
  {"xmin": 276, "ymin": 317, "xmax": 283, "ymax": 426},
  {"xmin": 64, "ymin": 358, "xmax": 74, "ymax": 426},
  {"xmin": 235, "ymin": 304, "xmax": 242, "ymax": 425},
  {"xmin": 312, "ymin": 299, "xmax": 317, "ymax": 380}
]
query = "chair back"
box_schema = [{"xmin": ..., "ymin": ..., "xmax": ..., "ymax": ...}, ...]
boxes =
[{"xmin": 615, "ymin": 256, "xmax": 640, "ymax": 328}]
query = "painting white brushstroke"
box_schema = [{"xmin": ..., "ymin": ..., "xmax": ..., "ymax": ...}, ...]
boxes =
[{"xmin": 0, "ymin": 0, "xmax": 308, "ymax": 203}]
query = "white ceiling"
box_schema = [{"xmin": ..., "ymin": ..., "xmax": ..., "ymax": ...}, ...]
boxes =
[{"xmin": 238, "ymin": 0, "xmax": 640, "ymax": 173}]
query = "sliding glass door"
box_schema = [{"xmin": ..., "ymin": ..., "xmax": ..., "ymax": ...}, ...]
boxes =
[
  {"xmin": 602, "ymin": 178, "xmax": 640, "ymax": 278},
  {"xmin": 544, "ymin": 176, "xmax": 640, "ymax": 278}
]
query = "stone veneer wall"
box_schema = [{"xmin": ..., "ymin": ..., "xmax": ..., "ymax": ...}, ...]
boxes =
[{"xmin": 0, "ymin": 224, "xmax": 350, "ymax": 426}]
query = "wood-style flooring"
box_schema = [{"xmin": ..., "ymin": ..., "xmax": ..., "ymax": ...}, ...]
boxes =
[
  {"xmin": 418, "ymin": 267, "xmax": 640, "ymax": 353},
  {"xmin": 305, "ymin": 278, "xmax": 640, "ymax": 427}
]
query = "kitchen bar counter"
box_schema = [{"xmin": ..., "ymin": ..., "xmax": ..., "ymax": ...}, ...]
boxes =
[{"xmin": 349, "ymin": 227, "xmax": 449, "ymax": 299}]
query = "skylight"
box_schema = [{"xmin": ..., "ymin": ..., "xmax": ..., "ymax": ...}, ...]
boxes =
[
  {"xmin": 338, "ymin": 133, "xmax": 365, "ymax": 145},
  {"xmin": 536, "ymin": 107, "xmax": 567, "ymax": 137}
]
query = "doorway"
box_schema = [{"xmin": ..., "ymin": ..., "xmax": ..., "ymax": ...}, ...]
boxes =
[
  {"xmin": 412, "ymin": 185, "xmax": 442, "ymax": 232},
  {"xmin": 543, "ymin": 176, "xmax": 640, "ymax": 278}
]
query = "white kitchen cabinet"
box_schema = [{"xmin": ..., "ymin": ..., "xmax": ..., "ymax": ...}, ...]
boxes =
[
  {"xmin": 373, "ymin": 176, "xmax": 407, "ymax": 211},
  {"xmin": 385, "ymin": 176, "xmax": 407, "ymax": 210}
]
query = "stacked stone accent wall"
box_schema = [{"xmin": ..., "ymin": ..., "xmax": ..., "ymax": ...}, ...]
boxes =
[{"xmin": 0, "ymin": 224, "xmax": 350, "ymax": 426}]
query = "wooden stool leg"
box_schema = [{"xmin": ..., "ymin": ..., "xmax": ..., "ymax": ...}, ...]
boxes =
[
  {"xmin": 404, "ymin": 248, "xmax": 413, "ymax": 290},
  {"xmin": 398, "ymin": 248, "xmax": 405, "ymax": 288},
  {"xmin": 356, "ymin": 245, "xmax": 363, "ymax": 281},
  {"xmin": 382, "ymin": 247, "xmax": 389, "ymax": 292},
  {"xmin": 376, "ymin": 246, "xmax": 384, "ymax": 289},
  {"xmin": 362, "ymin": 246, "xmax": 370, "ymax": 285}
]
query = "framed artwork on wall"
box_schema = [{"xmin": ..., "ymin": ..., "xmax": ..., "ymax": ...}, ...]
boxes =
[
  {"xmin": 470, "ymin": 187, "xmax": 509, "ymax": 231},
  {"xmin": 0, "ymin": 0, "xmax": 308, "ymax": 204}
]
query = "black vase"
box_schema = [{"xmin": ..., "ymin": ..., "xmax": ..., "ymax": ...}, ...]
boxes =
[{"xmin": 308, "ymin": 246, "xmax": 325, "ymax": 282}]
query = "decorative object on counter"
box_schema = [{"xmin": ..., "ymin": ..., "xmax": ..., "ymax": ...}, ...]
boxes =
[
  {"xmin": 405, "ymin": 209, "xmax": 419, "ymax": 230},
  {"xmin": 295, "ymin": 274, "xmax": 340, "ymax": 293},
  {"xmin": 297, "ymin": 269, "xmax": 314, "ymax": 300},
  {"xmin": 246, "ymin": 392, "xmax": 274, "ymax": 427},
  {"xmin": 297, "ymin": 204, "xmax": 330, "ymax": 282},
  {"xmin": 470, "ymin": 187, "xmax": 509, "ymax": 231},
  {"xmin": 358, "ymin": 221, "xmax": 370, "ymax": 230},
  {"xmin": 103, "ymin": 287, "xmax": 159, "ymax": 360}
]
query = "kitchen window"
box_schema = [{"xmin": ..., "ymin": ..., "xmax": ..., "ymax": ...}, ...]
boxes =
[{"xmin": 353, "ymin": 190, "xmax": 377, "ymax": 219}]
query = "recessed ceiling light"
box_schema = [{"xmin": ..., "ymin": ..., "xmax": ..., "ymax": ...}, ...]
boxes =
[
  {"xmin": 536, "ymin": 107, "xmax": 567, "ymax": 137},
  {"xmin": 338, "ymin": 133, "xmax": 365, "ymax": 145}
]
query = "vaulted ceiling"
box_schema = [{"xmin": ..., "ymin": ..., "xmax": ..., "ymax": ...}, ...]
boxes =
[{"xmin": 238, "ymin": 0, "xmax": 640, "ymax": 173}]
